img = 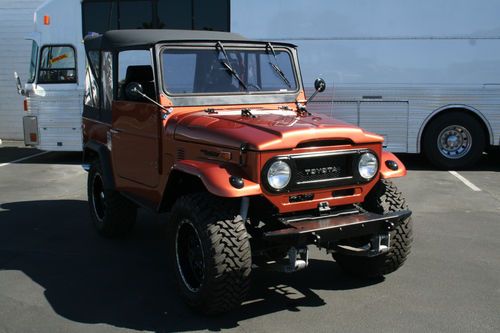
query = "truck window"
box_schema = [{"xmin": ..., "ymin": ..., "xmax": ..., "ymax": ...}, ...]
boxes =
[
  {"xmin": 118, "ymin": 50, "xmax": 154, "ymax": 100},
  {"xmin": 38, "ymin": 46, "xmax": 77, "ymax": 84},
  {"xmin": 162, "ymin": 48, "xmax": 297, "ymax": 94},
  {"xmin": 28, "ymin": 41, "xmax": 38, "ymax": 83}
]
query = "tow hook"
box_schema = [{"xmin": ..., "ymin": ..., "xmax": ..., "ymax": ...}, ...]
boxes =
[{"xmin": 330, "ymin": 233, "xmax": 391, "ymax": 257}]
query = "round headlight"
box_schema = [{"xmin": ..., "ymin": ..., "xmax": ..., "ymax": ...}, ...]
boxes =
[
  {"xmin": 267, "ymin": 160, "xmax": 291, "ymax": 190},
  {"xmin": 358, "ymin": 152, "xmax": 378, "ymax": 180}
]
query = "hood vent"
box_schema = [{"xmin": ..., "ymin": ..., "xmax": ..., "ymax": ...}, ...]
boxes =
[
  {"xmin": 296, "ymin": 139, "xmax": 353, "ymax": 148},
  {"xmin": 176, "ymin": 148, "xmax": 185, "ymax": 161}
]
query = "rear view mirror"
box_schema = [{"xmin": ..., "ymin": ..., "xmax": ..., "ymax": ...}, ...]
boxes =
[
  {"xmin": 307, "ymin": 77, "xmax": 327, "ymax": 103},
  {"xmin": 314, "ymin": 78, "xmax": 326, "ymax": 93},
  {"xmin": 125, "ymin": 82, "xmax": 144, "ymax": 101},
  {"xmin": 14, "ymin": 72, "xmax": 25, "ymax": 96}
]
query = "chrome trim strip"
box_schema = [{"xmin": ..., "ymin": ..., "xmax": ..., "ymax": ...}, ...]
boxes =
[{"xmin": 296, "ymin": 176, "xmax": 353, "ymax": 185}]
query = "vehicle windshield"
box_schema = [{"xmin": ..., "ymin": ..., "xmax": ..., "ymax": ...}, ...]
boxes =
[{"xmin": 161, "ymin": 46, "xmax": 297, "ymax": 95}]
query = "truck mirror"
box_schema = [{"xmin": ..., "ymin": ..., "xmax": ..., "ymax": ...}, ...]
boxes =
[
  {"xmin": 307, "ymin": 77, "xmax": 326, "ymax": 103},
  {"xmin": 314, "ymin": 78, "xmax": 326, "ymax": 93},
  {"xmin": 125, "ymin": 82, "xmax": 144, "ymax": 101},
  {"xmin": 14, "ymin": 72, "xmax": 25, "ymax": 96}
]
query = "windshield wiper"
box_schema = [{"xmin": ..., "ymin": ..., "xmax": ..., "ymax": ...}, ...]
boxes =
[
  {"xmin": 215, "ymin": 41, "xmax": 248, "ymax": 91},
  {"xmin": 266, "ymin": 42, "xmax": 292, "ymax": 88}
]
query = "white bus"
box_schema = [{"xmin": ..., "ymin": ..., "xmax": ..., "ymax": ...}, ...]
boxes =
[
  {"xmin": 15, "ymin": 0, "xmax": 229, "ymax": 151},
  {"xmin": 232, "ymin": 0, "xmax": 500, "ymax": 169},
  {"xmin": 17, "ymin": 0, "xmax": 500, "ymax": 168}
]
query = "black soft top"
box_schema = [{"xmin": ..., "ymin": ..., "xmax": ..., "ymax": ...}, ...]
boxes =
[{"xmin": 84, "ymin": 29, "xmax": 296, "ymax": 51}]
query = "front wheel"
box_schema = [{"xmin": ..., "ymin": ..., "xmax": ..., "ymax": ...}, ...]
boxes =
[
  {"xmin": 332, "ymin": 179, "xmax": 413, "ymax": 278},
  {"xmin": 168, "ymin": 193, "xmax": 252, "ymax": 314}
]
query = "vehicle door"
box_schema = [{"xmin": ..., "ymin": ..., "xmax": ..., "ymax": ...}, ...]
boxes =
[{"xmin": 109, "ymin": 49, "xmax": 161, "ymax": 188}]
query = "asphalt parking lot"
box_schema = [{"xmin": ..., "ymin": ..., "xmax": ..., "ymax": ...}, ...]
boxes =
[{"xmin": 0, "ymin": 141, "xmax": 499, "ymax": 333}]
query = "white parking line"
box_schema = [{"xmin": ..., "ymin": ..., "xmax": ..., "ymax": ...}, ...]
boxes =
[
  {"xmin": 0, "ymin": 151, "xmax": 49, "ymax": 168},
  {"xmin": 449, "ymin": 171, "xmax": 482, "ymax": 192}
]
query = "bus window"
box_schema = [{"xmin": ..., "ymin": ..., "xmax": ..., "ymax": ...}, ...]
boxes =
[
  {"xmin": 38, "ymin": 46, "xmax": 77, "ymax": 84},
  {"xmin": 28, "ymin": 41, "xmax": 38, "ymax": 83},
  {"xmin": 193, "ymin": 0, "xmax": 229, "ymax": 31},
  {"xmin": 82, "ymin": 1, "xmax": 118, "ymax": 35},
  {"xmin": 157, "ymin": 0, "xmax": 192, "ymax": 29},
  {"xmin": 119, "ymin": 0, "xmax": 153, "ymax": 29}
]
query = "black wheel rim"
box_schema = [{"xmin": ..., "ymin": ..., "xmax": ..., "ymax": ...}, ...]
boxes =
[
  {"xmin": 175, "ymin": 220, "xmax": 205, "ymax": 292},
  {"xmin": 92, "ymin": 173, "xmax": 106, "ymax": 221}
]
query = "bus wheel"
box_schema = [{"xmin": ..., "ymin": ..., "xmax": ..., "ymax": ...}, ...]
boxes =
[{"xmin": 423, "ymin": 112, "xmax": 485, "ymax": 169}]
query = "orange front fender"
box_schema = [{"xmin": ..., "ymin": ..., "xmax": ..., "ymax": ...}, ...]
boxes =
[
  {"xmin": 380, "ymin": 152, "xmax": 407, "ymax": 179},
  {"xmin": 172, "ymin": 160, "xmax": 262, "ymax": 198}
]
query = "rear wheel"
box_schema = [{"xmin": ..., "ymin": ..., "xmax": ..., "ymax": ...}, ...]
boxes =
[
  {"xmin": 333, "ymin": 179, "xmax": 413, "ymax": 278},
  {"xmin": 423, "ymin": 112, "xmax": 485, "ymax": 169},
  {"xmin": 87, "ymin": 161, "xmax": 137, "ymax": 237},
  {"xmin": 168, "ymin": 193, "xmax": 252, "ymax": 314}
]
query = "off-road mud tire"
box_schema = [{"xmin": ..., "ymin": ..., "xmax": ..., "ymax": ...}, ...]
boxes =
[
  {"xmin": 333, "ymin": 179, "xmax": 413, "ymax": 278},
  {"xmin": 87, "ymin": 161, "xmax": 137, "ymax": 237},
  {"xmin": 168, "ymin": 193, "xmax": 252, "ymax": 315}
]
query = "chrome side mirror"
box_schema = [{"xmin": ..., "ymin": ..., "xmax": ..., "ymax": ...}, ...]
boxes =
[{"xmin": 14, "ymin": 72, "xmax": 25, "ymax": 96}]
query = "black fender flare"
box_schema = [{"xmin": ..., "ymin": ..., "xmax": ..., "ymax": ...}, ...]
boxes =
[{"xmin": 83, "ymin": 141, "xmax": 115, "ymax": 189}]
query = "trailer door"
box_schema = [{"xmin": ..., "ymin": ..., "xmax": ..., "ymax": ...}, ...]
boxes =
[{"xmin": 359, "ymin": 101, "xmax": 408, "ymax": 152}]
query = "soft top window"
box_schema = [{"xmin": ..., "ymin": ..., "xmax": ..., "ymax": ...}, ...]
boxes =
[{"xmin": 161, "ymin": 47, "xmax": 297, "ymax": 95}]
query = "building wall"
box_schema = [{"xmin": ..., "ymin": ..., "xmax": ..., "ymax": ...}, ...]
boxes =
[{"xmin": 0, "ymin": 0, "xmax": 44, "ymax": 140}]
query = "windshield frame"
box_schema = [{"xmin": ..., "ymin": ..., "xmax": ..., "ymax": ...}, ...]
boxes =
[
  {"xmin": 27, "ymin": 41, "xmax": 39, "ymax": 83},
  {"xmin": 158, "ymin": 43, "xmax": 300, "ymax": 98}
]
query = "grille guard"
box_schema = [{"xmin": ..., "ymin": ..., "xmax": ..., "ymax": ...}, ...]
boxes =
[{"xmin": 262, "ymin": 209, "xmax": 412, "ymax": 247}]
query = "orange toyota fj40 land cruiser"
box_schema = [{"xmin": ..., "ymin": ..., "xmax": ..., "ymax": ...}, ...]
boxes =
[{"xmin": 82, "ymin": 30, "xmax": 413, "ymax": 314}]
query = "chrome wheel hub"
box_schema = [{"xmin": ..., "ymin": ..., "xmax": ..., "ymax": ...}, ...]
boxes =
[{"xmin": 437, "ymin": 125, "xmax": 472, "ymax": 159}]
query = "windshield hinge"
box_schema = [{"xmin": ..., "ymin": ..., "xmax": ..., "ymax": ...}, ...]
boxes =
[
  {"xmin": 204, "ymin": 108, "xmax": 218, "ymax": 114},
  {"xmin": 241, "ymin": 109, "xmax": 256, "ymax": 118}
]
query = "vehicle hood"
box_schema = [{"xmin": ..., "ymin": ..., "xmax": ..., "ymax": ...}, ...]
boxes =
[{"xmin": 174, "ymin": 109, "xmax": 383, "ymax": 151}]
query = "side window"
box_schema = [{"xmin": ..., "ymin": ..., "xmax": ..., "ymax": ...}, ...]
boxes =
[
  {"xmin": 84, "ymin": 51, "xmax": 100, "ymax": 108},
  {"xmin": 38, "ymin": 46, "xmax": 77, "ymax": 84},
  {"xmin": 28, "ymin": 41, "xmax": 38, "ymax": 83},
  {"xmin": 101, "ymin": 52, "xmax": 114, "ymax": 114},
  {"xmin": 118, "ymin": 50, "xmax": 154, "ymax": 100}
]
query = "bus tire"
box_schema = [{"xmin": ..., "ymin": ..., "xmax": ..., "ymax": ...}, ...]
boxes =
[{"xmin": 423, "ymin": 112, "xmax": 485, "ymax": 169}]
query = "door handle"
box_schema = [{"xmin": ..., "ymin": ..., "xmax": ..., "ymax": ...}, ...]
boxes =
[{"xmin": 109, "ymin": 129, "xmax": 122, "ymax": 134}]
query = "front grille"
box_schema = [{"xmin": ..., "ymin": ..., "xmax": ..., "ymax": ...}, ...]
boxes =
[
  {"xmin": 262, "ymin": 149, "xmax": 375, "ymax": 193},
  {"xmin": 293, "ymin": 154, "xmax": 352, "ymax": 185}
]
